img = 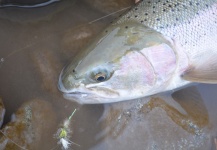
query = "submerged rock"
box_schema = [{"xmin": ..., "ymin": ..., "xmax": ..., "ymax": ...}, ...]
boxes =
[
  {"xmin": 0, "ymin": 98, "xmax": 5, "ymax": 128},
  {"xmin": 30, "ymin": 50, "xmax": 62, "ymax": 96},
  {"xmin": 94, "ymin": 95, "xmax": 212, "ymax": 150},
  {"xmin": 61, "ymin": 23, "xmax": 107, "ymax": 59},
  {"xmin": 0, "ymin": 99, "xmax": 57, "ymax": 150}
]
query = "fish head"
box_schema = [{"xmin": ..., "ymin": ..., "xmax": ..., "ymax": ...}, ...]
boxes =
[{"xmin": 58, "ymin": 21, "xmax": 175, "ymax": 104}]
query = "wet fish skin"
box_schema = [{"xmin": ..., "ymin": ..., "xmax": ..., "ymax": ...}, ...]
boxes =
[{"xmin": 58, "ymin": 0, "xmax": 217, "ymax": 104}]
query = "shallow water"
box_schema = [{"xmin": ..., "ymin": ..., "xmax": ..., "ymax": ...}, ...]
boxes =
[{"xmin": 0, "ymin": 0, "xmax": 217, "ymax": 150}]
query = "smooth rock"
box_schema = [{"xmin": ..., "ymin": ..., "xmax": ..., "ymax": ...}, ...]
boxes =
[
  {"xmin": 93, "ymin": 97, "xmax": 212, "ymax": 150},
  {"xmin": 30, "ymin": 50, "xmax": 62, "ymax": 96},
  {"xmin": 61, "ymin": 23, "xmax": 107, "ymax": 59},
  {"xmin": 0, "ymin": 99, "xmax": 57, "ymax": 150},
  {"xmin": 0, "ymin": 98, "xmax": 5, "ymax": 128}
]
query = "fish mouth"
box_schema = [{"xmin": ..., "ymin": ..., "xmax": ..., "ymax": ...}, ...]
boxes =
[
  {"xmin": 58, "ymin": 80, "xmax": 89, "ymax": 95},
  {"xmin": 63, "ymin": 92, "xmax": 103, "ymax": 104}
]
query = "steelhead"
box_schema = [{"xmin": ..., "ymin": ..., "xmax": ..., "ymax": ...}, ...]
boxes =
[{"xmin": 58, "ymin": 0, "xmax": 217, "ymax": 104}]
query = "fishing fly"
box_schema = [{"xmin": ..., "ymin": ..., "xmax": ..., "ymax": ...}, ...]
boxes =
[{"xmin": 54, "ymin": 109, "xmax": 80, "ymax": 150}]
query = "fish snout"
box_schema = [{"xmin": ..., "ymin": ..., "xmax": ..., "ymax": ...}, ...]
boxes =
[
  {"xmin": 58, "ymin": 69, "xmax": 88, "ymax": 94},
  {"xmin": 58, "ymin": 73, "xmax": 70, "ymax": 93},
  {"xmin": 58, "ymin": 68, "xmax": 75, "ymax": 93}
]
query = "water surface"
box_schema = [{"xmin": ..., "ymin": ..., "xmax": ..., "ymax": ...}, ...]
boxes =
[{"xmin": 0, "ymin": 0, "xmax": 216, "ymax": 149}]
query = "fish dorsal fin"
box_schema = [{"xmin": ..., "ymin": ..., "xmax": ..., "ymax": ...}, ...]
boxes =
[
  {"xmin": 171, "ymin": 86, "xmax": 208, "ymax": 127},
  {"xmin": 182, "ymin": 56, "xmax": 217, "ymax": 83}
]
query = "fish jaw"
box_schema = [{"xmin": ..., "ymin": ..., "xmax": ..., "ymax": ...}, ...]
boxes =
[
  {"xmin": 62, "ymin": 93, "xmax": 116, "ymax": 104},
  {"xmin": 58, "ymin": 68, "xmax": 122, "ymax": 104}
]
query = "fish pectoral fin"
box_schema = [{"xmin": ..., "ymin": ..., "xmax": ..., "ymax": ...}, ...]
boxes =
[
  {"xmin": 182, "ymin": 56, "xmax": 217, "ymax": 83},
  {"xmin": 171, "ymin": 86, "xmax": 208, "ymax": 126}
]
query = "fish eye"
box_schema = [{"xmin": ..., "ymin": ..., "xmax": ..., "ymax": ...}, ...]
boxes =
[
  {"xmin": 89, "ymin": 67, "xmax": 111, "ymax": 83},
  {"xmin": 94, "ymin": 72, "xmax": 107, "ymax": 82}
]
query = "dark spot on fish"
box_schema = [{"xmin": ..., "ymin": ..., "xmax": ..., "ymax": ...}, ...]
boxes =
[
  {"xmin": 125, "ymin": 26, "xmax": 128, "ymax": 29},
  {"xmin": 153, "ymin": 11, "xmax": 156, "ymax": 13},
  {"xmin": 176, "ymin": 18, "xmax": 179, "ymax": 21},
  {"xmin": 148, "ymin": 1, "xmax": 151, "ymax": 4},
  {"xmin": 141, "ymin": 20, "xmax": 144, "ymax": 23},
  {"xmin": 135, "ymin": 7, "xmax": 138, "ymax": 10},
  {"xmin": 144, "ymin": 19, "xmax": 147, "ymax": 21},
  {"xmin": 174, "ymin": 23, "xmax": 176, "ymax": 26},
  {"xmin": 159, "ymin": 26, "xmax": 164, "ymax": 29},
  {"xmin": 183, "ymin": 5, "xmax": 187, "ymax": 9},
  {"xmin": 145, "ymin": 13, "xmax": 148, "ymax": 16},
  {"xmin": 127, "ymin": 16, "xmax": 130, "ymax": 19},
  {"xmin": 135, "ymin": 15, "xmax": 138, "ymax": 18},
  {"xmin": 105, "ymin": 30, "xmax": 108, "ymax": 33},
  {"xmin": 156, "ymin": 18, "xmax": 160, "ymax": 21},
  {"xmin": 163, "ymin": 9, "xmax": 166, "ymax": 12},
  {"xmin": 171, "ymin": 9, "xmax": 175, "ymax": 12},
  {"xmin": 168, "ymin": 4, "xmax": 172, "ymax": 7},
  {"xmin": 163, "ymin": 3, "xmax": 166, "ymax": 5},
  {"xmin": 153, "ymin": 6, "xmax": 155, "ymax": 9},
  {"xmin": 196, "ymin": 2, "xmax": 199, "ymax": 6},
  {"xmin": 189, "ymin": 2, "xmax": 192, "ymax": 5},
  {"xmin": 73, "ymin": 69, "xmax": 75, "ymax": 73},
  {"xmin": 206, "ymin": 4, "xmax": 209, "ymax": 8}
]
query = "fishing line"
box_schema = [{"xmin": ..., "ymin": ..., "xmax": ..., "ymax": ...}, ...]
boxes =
[
  {"xmin": 0, "ymin": 0, "xmax": 61, "ymax": 8},
  {"xmin": 88, "ymin": 6, "xmax": 131, "ymax": 24},
  {"xmin": 0, "ymin": 2, "xmax": 132, "ymax": 149},
  {"xmin": 0, "ymin": 4, "xmax": 131, "ymax": 68},
  {"xmin": 0, "ymin": 130, "xmax": 29, "ymax": 150},
  {"xmin": 0, "ymin": 108, "xmax": 80, "ymax": 150}
]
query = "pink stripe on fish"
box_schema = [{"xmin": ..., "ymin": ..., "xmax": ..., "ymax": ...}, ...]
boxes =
[
  {"xmin": 117, "ymin": 50, "xmax": 155, "ymax": 87},
  {"xmin": 141, "ymin": 43, "xmax": 176, "ymax": 83}
]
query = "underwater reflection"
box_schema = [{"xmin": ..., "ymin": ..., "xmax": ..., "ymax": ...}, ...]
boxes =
[
  {"xmin": 0, "ymin": 0, "xmax": 216, "ymax": 150},
  {"xmin": 92, "ymin": 87, "xmax": 213, "ymax": 150}
]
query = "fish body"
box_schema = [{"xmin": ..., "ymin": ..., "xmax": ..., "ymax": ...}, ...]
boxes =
[{"xmin": 58, "ymin": 0, "xmax": 217, "ymax": 104}]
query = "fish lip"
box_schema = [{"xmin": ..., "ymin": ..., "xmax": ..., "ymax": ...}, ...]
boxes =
[
  {"xmin": 63, "ymin": 93, "xmax": 95, "ymax": 104},
  {"xmin": 66, "ymin": 91, "xmax": 89, "ymax": 95}
]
